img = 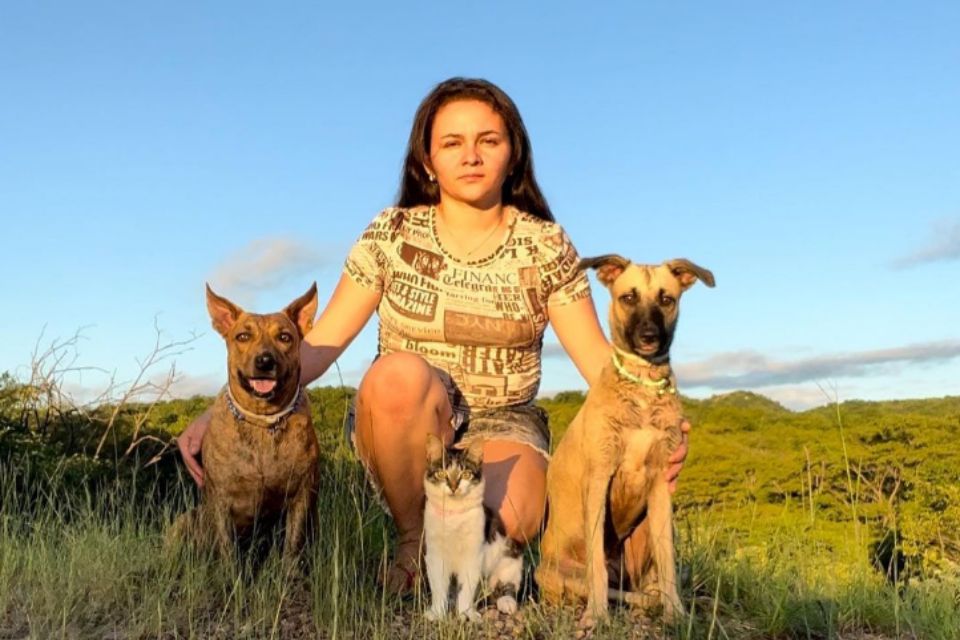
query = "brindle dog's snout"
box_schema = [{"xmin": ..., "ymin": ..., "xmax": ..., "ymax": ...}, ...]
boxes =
[{"xmin": 254, "ymin": 352, "xmax": 276, "ymax": 373}]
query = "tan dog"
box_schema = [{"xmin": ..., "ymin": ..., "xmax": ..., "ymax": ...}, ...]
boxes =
[
  {"xmin": 172, "ymin": 284, "xmax": 320, "ymax": 562},
  {"xmin": 536, "ymin": 257, "xmax": 714, "ymax": 627}
]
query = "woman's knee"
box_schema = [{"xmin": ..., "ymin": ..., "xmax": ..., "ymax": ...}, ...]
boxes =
[
  {"xmin": 358, "ymin": 352, "xmax": 436, "ymax": 415},
  {"xmin": 355, "ymin": 353, "xmax": 454, "ymax": 449}
]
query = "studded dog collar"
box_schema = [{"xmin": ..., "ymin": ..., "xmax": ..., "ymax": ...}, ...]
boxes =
[{"xmin": 224, "ymin": 384, "xmax": 304, "ymax": 435}]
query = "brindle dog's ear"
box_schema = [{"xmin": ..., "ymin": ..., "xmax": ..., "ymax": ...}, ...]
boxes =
[
  {"xmin": 579, "ymin": 254, "xmax": 631, "ymax": 287},
  {"xmin": 464, "ymin": 438, "xmax": 485, "ymax": 467},
  {"xmin": 426, "ymin": 433, "xmax": 445, "ymax": 465},
  {"xmin": 284, "ymin": 282, "xmax": 319, "ymax": 337},
  {"xmin": 206, "ymin": 284, "xmax": 244, "ymax": 338},
  {"xmin": 666, "ymin": 259, "xmax": 716, "ymax": 290}
]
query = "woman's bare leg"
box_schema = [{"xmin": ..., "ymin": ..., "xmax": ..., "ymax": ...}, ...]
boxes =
[
  {"xmin": 353, "ymin": 352, "xmax": 455, "ymax": 592},
  {"xmin": 482, "ymin": 440, "xmax": 548, "ymax": 545}
]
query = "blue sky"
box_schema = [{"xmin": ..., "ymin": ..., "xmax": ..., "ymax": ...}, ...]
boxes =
[{"xmin": 2, "ymin": 1, "xmax": 958, "ymax": 410}]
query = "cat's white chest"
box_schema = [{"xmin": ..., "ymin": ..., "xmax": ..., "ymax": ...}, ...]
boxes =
[{"xmin": 424, "ymin": 506, "xmax": 485, "ymax": 559}]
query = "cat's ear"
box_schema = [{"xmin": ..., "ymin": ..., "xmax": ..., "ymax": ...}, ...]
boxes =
[
  {"xmin": 464, "ymin": 438, "xmax": 485, "ymax": 467},
  {"xmin": 426, "ymin": 433, "xmax": 444, "ymax": 465}
]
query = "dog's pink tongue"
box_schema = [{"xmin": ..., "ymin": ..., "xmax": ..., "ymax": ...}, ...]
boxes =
[{"xmin": 250, "ymin": 379, "xmax": 277, "ymax": 394}]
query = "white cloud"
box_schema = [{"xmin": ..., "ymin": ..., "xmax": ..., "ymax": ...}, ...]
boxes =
[
  {"xmin": 162, "ymin": 372, "xmax": 223, "ymax": 398},
  {"xmin": 675, "ymin": 340, "xmax": 960, "ymax": 390},
  {"xmin": 892, "ymin": 218, "xmax": 960, "ymax": 268},
  {"xmin": 752, "ymin": 385, "xmax": 849, "ymax": 411},
  {"xmin": 209, "ymin": 236, "xmax": 330, "ymax": 298},
  {"xmin": 58, "ymin": 370, "xmax": 223, "ymax": 405},
  {"xmin": 541, "ymin": 342, "xmax": 567, "ymax": 359}
]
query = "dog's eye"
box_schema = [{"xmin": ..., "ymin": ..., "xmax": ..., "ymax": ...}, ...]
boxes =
[
  {"xmin": 619, "ymin": 292, "xmax": 637, "ymax": 305},
  {"xmin": 660, "ymin": 294, "xmax": 676, "ymax": 307},
  {"xmin": 236, "ymin": 332, "xmax": 251, "ymax": 342},
  {"xmin": 278, "ymin": 332, "xmax": 294, "ymax": 343}
]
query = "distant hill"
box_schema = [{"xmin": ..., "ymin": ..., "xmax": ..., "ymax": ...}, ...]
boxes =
[{"xmin": 686, "ymin": 390, "xmax": 791, "ymax": 414}]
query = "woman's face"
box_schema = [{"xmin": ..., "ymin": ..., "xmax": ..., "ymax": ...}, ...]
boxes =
[{"xmin": 427, "ymin": 99, "xmax": 512, "ymax": 210}]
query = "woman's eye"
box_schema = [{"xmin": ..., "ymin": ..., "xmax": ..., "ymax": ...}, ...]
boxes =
[
  {"xmin": 481, "ymin": 137, "xmax": 499, "ymax": 145},
  {"xmin": 442, "ymin": 140, "xmax": 459, "ymax": 148},
  {"xmin": 236, "ymin": 332, "xmax": 251, "ymax": 342}
]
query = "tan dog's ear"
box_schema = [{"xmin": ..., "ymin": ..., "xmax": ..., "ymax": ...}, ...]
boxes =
[
  {"xmin": 206, "ymin": 284, "xmax": 243, "ymax": 337},
  {"xmin": 579, "ymin": 254, "xmax": 631, "ymax": 287},
  {"xmin": 426, "ymin": 433, "xmax": 445, "ymax": 465},
  {"xmin": 666, "ymin": 259, "xmax": 716, "ymax": 290},
  {"xmin": 284, "ymin": 282, "xmax": 319, "ymax": 337},
  {"xmin": 464, "ymin": 438, "xmax": 485, "ymax": 467}
]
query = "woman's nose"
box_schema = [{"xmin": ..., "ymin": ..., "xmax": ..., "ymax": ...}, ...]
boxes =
[{"xmin": 461, "ymin": 143, "xmax": 482, "ymax": 165}]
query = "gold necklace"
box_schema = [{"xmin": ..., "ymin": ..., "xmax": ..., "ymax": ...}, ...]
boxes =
[{"xmin": 436, "ymin": 208, "xmax": 504, "ymax": 257}]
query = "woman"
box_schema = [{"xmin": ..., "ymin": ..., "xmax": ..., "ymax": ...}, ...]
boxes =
[{"xmin": 178, "ymin": 77, "xmax": 690, "ymax": 593}]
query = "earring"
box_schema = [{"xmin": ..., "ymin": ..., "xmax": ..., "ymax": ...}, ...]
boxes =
[{"xmin": 427, "ymin": 173, "xmax": 436, "ymax": 183}]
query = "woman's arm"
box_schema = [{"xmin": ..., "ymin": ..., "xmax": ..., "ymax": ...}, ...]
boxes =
[
  {"xmin": 177, "ymin": 274, "xmax": 381, "ymax": 487},
  {"xmin": 547, "ymin": 296, "xmax": 611, "ymax": 386},
  {"xmin": 299, "ymin": 274, "xmax": 382, "ymax": 384}
]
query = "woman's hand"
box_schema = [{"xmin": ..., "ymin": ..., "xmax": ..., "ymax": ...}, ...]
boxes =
[
  {"xmin": 177, "ymin": 409, "xmax": 212, "ymax": 488},
  {"xmin": 665, "ymin": 418, "xmax": 691, "ymax": 494}
]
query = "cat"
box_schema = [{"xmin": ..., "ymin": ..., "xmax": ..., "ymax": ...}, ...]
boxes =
[{"xmin": 423, "ymin": 433, "xmax": 523, "ymax": 621}]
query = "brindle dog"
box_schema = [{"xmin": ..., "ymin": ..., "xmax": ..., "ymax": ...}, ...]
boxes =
[
  {"xmin": 171, "ymin": 284, "xmax": 320, "ymax": 563},
  {"xmin": 536, "ymin": 257, "xmax": 714, "ymax": 628}
]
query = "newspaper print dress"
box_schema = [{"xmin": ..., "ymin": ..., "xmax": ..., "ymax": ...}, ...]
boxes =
[{"xmin": 344, "ymin": 205, "xmax": 591, "ymax": 417}]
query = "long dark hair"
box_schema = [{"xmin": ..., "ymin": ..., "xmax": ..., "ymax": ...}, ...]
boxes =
[{"xmin": 397, "ymin": 77, "xmax": 554, "ymax": 222}]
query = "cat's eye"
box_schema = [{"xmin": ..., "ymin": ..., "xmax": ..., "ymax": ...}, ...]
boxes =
[{"xmin": 461, "ymin": 471, "xmax": 473, "ymax": 480}]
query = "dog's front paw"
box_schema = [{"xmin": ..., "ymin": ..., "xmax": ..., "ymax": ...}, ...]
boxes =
[
  {"xmin": 424, "ymin": 608, "xmax": 443, "ymax": 622},
  {"xmin": 576, "ymin": 608, "xmax": 603, "ymax": 637},
  {"xmin": 496, "ymin": 594, "xmax": 518, "ymax": 615}
]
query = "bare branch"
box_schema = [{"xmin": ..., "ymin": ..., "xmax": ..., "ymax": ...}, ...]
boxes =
[{"xmin": 94, "ymin": 318, "xmax": 198, "ymax": 459}]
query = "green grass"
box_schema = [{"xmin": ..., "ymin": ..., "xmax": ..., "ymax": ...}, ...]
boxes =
[
  {"xmin": 1, "ymin": 388, "xmax": 959, "ymax": 638},
  {"xmin": 2, "ymin": 457, "xmax": 958, "ymax": 638}
]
